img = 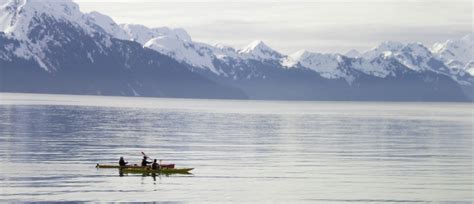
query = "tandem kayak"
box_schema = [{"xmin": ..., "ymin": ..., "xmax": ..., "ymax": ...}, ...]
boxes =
[
  {"xmin": 96, "ymin": 163, "xmax": 175, "ymax": 169},
  {"xmin": 120, "ymin": 167, "xmax": 194, "ymax": 174}
]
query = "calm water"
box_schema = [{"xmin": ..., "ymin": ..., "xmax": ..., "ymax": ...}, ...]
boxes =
[{"xmin": 0, "ymin": 93, "xmax": 472, "ymax": 203}]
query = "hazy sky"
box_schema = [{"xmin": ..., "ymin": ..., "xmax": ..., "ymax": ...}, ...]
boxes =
[{"xmin": 74, "ymin": 0, "xmax": 472, "ymax": 54}]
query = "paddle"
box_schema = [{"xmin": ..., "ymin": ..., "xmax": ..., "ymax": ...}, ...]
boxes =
[
  {"xmin": 141, "ymin": 151, "xmax": 155, "ymax": 164},
  {"xmin": 141, "ymin": 152, "xmax": 163, "ymax": 169},
  {"xmin": 141, "ymin": 151, "xmax": 149, "ymax": 158}
]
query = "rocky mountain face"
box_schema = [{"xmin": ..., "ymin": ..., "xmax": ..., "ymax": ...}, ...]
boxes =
[{"xmin": 0, "ymin": 0, "xmax": 472, "ymax": 101}]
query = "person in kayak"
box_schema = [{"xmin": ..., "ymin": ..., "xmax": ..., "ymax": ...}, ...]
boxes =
[
  {"xmin": 151, "ymin": 159, "xmax": 160, "ymax": 170},
  {"xmin": 141, "ymin": 156, "xmax": 152, "ymax": 167},
  {"xmin": 119, "ymin": 157, "xmax": 128, "ymax": 167}
]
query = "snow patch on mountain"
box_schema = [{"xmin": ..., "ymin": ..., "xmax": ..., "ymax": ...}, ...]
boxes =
[
  {"xmin": 361, "ymin": 41, "xmax": 405, "ymax": 59},
  {"xmin": 432, "ymin": 34, "xmax": 473, "ymax": 75},
  {"xmin": 464, "ymin": 61, "xmax": 474, "ymax": 76},
  {"xmin": 0, "ymin": 0, "xmax": 104, "ymax": 71},
  {"xmin": 239, "ymin": 40, "xmax": 283, "ymax": 61},
  {"xmin": 85, "ymin": 11, "xmax": 128, "ymax": 40},
  {"xmin": 391, "ymin": 43, "xmax": 438, "ymax": 71},
  {"xmin": 0, "ymin": 0, "xmax": 92, "ymax": 40},
  {"xmin": 284, "ymin": 49, "xmax": 399, "ymax": 80},
  {"xmin": 144, "ymin": 36, "xmax": 221, "ymax": 74},
  {"xmin": 121, "ymin": 24, "xmax": 191, "ymax": 45},
  {"xmin": 351, "ymin": 56, "xmax": 393, "ymax": 78},
  {"xmin": 283, "ymin": 50, "xmax": 353, "ymax": 81},
  {"xmin": 212, "ymin": 43, "xmax": 240, "ymax": 60},
  {"xmin": 361, "ymin": 41, "xmax": 451, "ymax": 74}
]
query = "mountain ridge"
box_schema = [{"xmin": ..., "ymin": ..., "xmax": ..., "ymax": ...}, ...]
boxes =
[{"xmin": 0, "ymin": 0, "xmax": 472, "ymax": 101}]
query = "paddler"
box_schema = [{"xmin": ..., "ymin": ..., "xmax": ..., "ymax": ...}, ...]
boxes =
[
  {"xmin": 119, "ymin": 157, "xmax": 128, "ymax": 167},
  {"xmin": 141, "ymin": 155, "xmax": 152, "ymax": 167},
  {"xmin": 151, "ymin": 159, "xmax": 160, "ymax": 170}
]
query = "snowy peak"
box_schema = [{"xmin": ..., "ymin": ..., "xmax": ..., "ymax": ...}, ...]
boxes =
[
  {"xmin": 212, "ymin": 43, "xmax": 239, "ymax": 60},
  {"xmin": 0, "ymin": 0, "xmax": 100, "ymax": 72},
  {"xmin": 361, "ymin": 41, "xmax": 405, "ymax": 59},
  {"xmin": 395, "ymin": 43, "xmax": 433, "ymax": 67},
  {"xmin": 286, "ymin": 49, "xmax": 312, "ymax": 61},
  {"xmin": 144, "ymin": 36, "xmax": 220, "ymax": 74},
  {"xmin": 394, "ymin": 43, "xmax": 450, "ymax": 72},
  {"xmin": 0, "ymin": 0, "xmax": 90, "ymax": 40},
  {"xmin": 239, "ymin": 40, "xmax": 283, "ymax": 61},
  {"xmin": 284, "ymin": 49, "xmax": 342, "ymax": 65},
  {"xmin": 281, "ymin": 49, "xmax": 308, "ymax": 67},
  {"xmin": 401, "ymin": 43, "xmax": 431, "ymax": 57},
  {"xmin": 85, "ymin": 11, "xmax": 128, "ymax": 40},
  {"xmin": 241, "ymin": 40, "xmax": 270, "ymax": 52},
  {"xmin": 120, "ymin": 24, "xmax": 191, "ymax": 45},
  {"xmin": 360, "ymin": 41, "xmax": 447, "ymax": 72},
  {"xmin": 432, "ymin": 34, "xmax": 472, "ymax": 54},
  {"xmin": 283, "ymin": 50, "xmax": 351, "ymax": 80},
  {"xmin": 284, "ymin": 48, "xmax": 410, "ymax": 80},
  {"xmin": 431, "ymin": 34, "xmax": 473, "ymax": 73}
]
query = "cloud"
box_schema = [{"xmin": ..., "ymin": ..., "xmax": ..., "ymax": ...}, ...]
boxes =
[
  {"xmin": 187, "ymin": 22, "xmax": 471, "ymax": 54},
  {"xmin": 74, "ymin": 0, "xmax": 472, "ymax": 53}
]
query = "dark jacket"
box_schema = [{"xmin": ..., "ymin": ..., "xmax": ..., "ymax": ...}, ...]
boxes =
[
  {"xmin": 119, "ymin": 158, "xmax": 128, "ymax": 167},
  {"xmin": 152, "ymin": 162, "xmax": 160, "ymax": 170},
  {"xmin": 141, "ymin": 158, "xmax": 152, "ymax": 167}
]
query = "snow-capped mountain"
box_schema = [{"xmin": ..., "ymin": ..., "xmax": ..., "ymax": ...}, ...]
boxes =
[
  {"xmin": 282, "ymin": 50, "xmax": 352, "ymax": 81},
  {"xmin": 0, "ymin": 0, "xmax": 472, "ymax": 101},
  {"xmin": 91, "ymin": 20, "xmax": 245, "ymax": 76},
  {"xmin": 88, "ymin": 16, "xmax": 226, "ymax": 74},
  {"xmin": 282, "ymin": 41, "xmax": 453, "ymax": 83},
  {"xmin": 356, "ymin": 40, "xmax": 472, "ymax": 85},
  {"xmin": 432, "ymin": 34, "xmax": 473, "ymax": 73},
  {"xmin": 118, "ymin": 25, "xmax": 286, "ymax": 77},
  {"xmin": 129, "ymin": 27, "xmax": 285, "ymax": 77},
  {"xmin": 85, "ymin": 11, "xmax": 129, "ymax": 40},
  {"xmin": 212, "ymin": 43, "xmax": 241, "ymax": 60},
  {"xmin": 350, "ymin": 54, "xmax": 402, "ymax": 78},
  {"xmin": 0, "ymin": 0, "xmax": 92, "ymax": 40},
  {"xmin": 238, "ymin": 40, "xmax": 283, "ymax": 61},
  {"xmin": 360, "ymin": 42, "xmax": 435, "ymax": 71},
  {"xmin": 0, "ymin": 0, "xmax": 99, "ymax": 71},
  {"xmin": 391, "ymin": 43, "xmax": 450, "ymax": 75},
  {"xmin": 144, "ymin": 36, "xmax": 220, "ymax": 74},
  {"xmin": 0, "ymin": 0, "xmax": 246, "ymax": 98},
  {"xmin": 360, "ymin": 41, "xmax": 405, "ymax": 60},
  {"xmin": 120, "ymin": 24, "xmax": 191, "ymax": 44},
  {"xmin": 282, "ymin": 49, "xmax": 409, "ymax": 82},
  {"xmin": 360, "ymin": 39, "xmax": 473, "ymax": 78}
]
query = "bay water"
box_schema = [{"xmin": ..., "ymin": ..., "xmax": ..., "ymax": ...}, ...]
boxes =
[{"xmin": 0, "ymin": 93, "xmax": 472, "ymax": 203}]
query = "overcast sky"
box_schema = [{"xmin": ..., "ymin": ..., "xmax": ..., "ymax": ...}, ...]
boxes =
[{"xmin": 74, "ymin": 0, "xmax": 472, "ymax": 54}]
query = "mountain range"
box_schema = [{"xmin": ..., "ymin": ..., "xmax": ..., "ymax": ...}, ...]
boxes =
[{"xmin": 0, "ymin": 0, "xmax": 473, "ymax": 101}]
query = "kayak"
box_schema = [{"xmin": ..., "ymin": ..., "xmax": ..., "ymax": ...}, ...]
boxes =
[
  {"xmin": 120, "ymin": 167, "xmax": 194, "ymax": 174},
  {"xmin": 96, "ymin": 163, "xmax": 175, "ymax": 169}
]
